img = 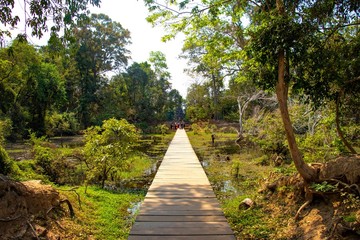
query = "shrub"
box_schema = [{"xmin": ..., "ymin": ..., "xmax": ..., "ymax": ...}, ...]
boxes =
[
  {"xmin": 204, "ymin": 124, "xmax": 217, "ymax": 134},
  {"xmin": 0, "ymin": 118, "xmax": 12, "ymax": 143},
  {"xmin": 0, "ymin": 146, "xmax": 13, "ymax": 175},
  {"xmin": 33, "ymin": 145, "xmax": 59, "ymax": 182},
  {"xmin": 191, "ymin": 123, "xmax": 201, "ymax": 135},
  {"xmin": 45, "ymin": 112, "xmax": 80, "ymax": 136},
  {"xmin": 245, "ymin": 111, "xmax": 289, "ymax": 158},
  {"xmin": 83, "ymin": 118, "xmax": 140, "ymax": 188},
  {"xmin": 157, "ymin": 124, "xmax": 168, "ymax": 135}
]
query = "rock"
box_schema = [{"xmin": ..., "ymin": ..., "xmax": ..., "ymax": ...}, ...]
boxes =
[{"xmin": 239, "ymin": 198, "xmax": 255, "ymax": 210}]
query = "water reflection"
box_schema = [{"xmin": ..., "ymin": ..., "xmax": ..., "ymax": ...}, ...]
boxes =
[
  {"xmin": 128, "ymin": 201, "xmax": 141, "ymax": 215},
  {"xmin": 201, "ymin": 160, "xmax": 209, "ymax": 167},
  {"xmin": 221, "ymin": 180, "xmax": 237, "ymax": 193}
]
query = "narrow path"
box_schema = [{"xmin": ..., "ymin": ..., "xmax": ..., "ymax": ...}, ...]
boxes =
[{"xmin": 128, "ymin": 129, "xmax": 235, "ymax": 240}]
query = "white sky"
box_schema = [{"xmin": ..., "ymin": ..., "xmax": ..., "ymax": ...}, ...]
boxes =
[{"xmin": 5, "ymin": 0, "xmax": 192, "ymax": 97}]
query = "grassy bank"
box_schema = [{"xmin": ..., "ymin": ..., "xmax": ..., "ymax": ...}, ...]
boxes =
[
  {"xmin": 186, "ymin": 129, "xmax": 288, "ymax": 239},
  {"xmin": 58, "ymin": 186, "xmax": 144, "ymax": 239}
]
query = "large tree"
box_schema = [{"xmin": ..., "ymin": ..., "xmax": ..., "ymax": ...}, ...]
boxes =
[
  {"xmin": 144, "ymin": 0, "xmax": 359, "ymax": 182},
  {"xmin": 0, "ymin": 40, "xmax": 65, "ymax": 137},
  {"xmin": 72, "ymin": 13, "xmax": 131, "ymax": 127}
]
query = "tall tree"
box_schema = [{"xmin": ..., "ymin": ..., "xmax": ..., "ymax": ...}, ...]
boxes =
[
  {"xmin": 123, "ymin": 62, "xmax": 155, "ymax": 123},
  {"xmin": 186, "ymin": 83, "xmax": 212, "ymax": 121},
  {"xmin": 166, "ymin": 89, "xmax": 184, "ymax": 121},
  {"xmin": 0, "ymin": 40, "xmax": 65, "ymax": 137},
  {"xmin": 148, "ymin": 51, "xmax": 172, "ymax": 121},
  {"xmin": 72, "ymin": 13, "xmax": 131, "ymax": 127},
  {"xmin": 143, "ymin": 0, "xmax": 359, "ymax": 181}
]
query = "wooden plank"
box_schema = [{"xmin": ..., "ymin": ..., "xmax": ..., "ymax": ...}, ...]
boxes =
[
  {"xmin": 128, "ymin": 129, "xmax": 235, "ymax": 239},
  {"xmin": 138, "ymin": 210, "xmax": 225, "ymax": 216},
  {"xmin": 135, "ymin": 215, "xmax": 228, "ymax": 222},
  {"xmin": 139, "ymin": 204, "xmax": 222, "ymax": 211},
  {"xmin": 129, "ymin": 224, "xmax": 234, "ymax": 235},
  {"xmin": 129, "ymin": 236, "xmax": 236, "ymax": 240},
  {"xmin": 142, "ymin": 197, "xmax": 219, "ymax": 202},
  {"xmin": 147, "ymin": 184, "xmax": 214, "ymax": 191},
  {"xmin": 132, "ymin": 221, "xmax": 231, "ymax": 228}
]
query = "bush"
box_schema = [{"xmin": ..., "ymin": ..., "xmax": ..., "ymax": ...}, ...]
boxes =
[
  {"xmin": 45, "ymin": 112, "xmax": 80, "ymax": 136},
  {"xmin": 0, "ymin": 146, "xmax": 13, "ymax": 175},
  {"xmin": 158, "ymin": 124, "xmax": 168, "ymax": 135},
  {"xmin": 245, "ymin": 111, "xmax": 289, "ymax": 156},
  {"xmin": 191, "ymin": 123, "xmax": 201, "ymax": 135},
  {"xmin": 204, "ymin": 124, "xmax": 217, "ymax": 134},
  {"xmin": 83, "ymin": 118, "xmax": 140, "ymax": 188},
  {"xmin": 28, "ymin": 132, "xmax": 65, "ymax": 183},
  {"xmin": 0, "ymin": 118, "xmax": 12, "ymax": 143}
]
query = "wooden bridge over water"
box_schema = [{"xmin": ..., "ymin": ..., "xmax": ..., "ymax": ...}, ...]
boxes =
[{"xmin": 128, "ymin": 129, "xmax": 235, "ymax": 240}]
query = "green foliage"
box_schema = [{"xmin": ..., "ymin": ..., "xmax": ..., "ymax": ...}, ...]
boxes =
[
  {"xmin": 253, "ymin": 155, "xmax": 269, "ymax": 166},
  {"xmin": 0, "ymin": 0, "xmax": 101, "ymax": 40},
  {"xmin": 0, "ymin": 41, "xmax": 66, "ymax": 137},
  {"xmin": 59, "ymin": 185, "xmax": 144, "ymax": 239},
  {"xmin": 83, "ymin": 118, "xmax": 139, "ymax": 188},
  {"xmin": 273, "ymin": 165, "xmax": 297, "ymax": 176},
  {"xmin": 45, "ymin": 112, "xmax": 80, "ymax": 136},
  {"xmin": 0, "ymin": 145, "xmax": 13, "ymax": 175},
  {"xmin": 28, "ymin": 132, "xmax": 82, "ymax": 184},
  {"xmin": 117, "ymin": 154, "xmax": 153, "ymax": 180},
  {"xmin": 28, "ymin": 133, "xmax": 63, "ymax": 183},
  {"xmin": 245, "ymin": 110, "xmax": 289, "ymax": 158},
  {"xmin": 191, "ymin": 123, "xmax": 201, "ymax": 135},
  {"xmin": 72, "ymin": 13, "xmax": 131, "ymax": 128},
  {"xmin": 343, "ymin": 213, "xmax": 357, "ymax": 223},
  {"xmin": 0, "ymin": 118, "xmax": 12, "ymax": 143},
  {"xmin": 185, "ymin": 83, "xmax": 212, "ymax": 122},
  {"xmin": 204, "ymin": 124, "xmax": 217, "ymax": 134},
  {"xmin": 157, "ymin": 124, "xmax": 168, "ymax": 135},
  {"xmin": 298, "ymin": 109, "xmax": 342, "ymax": 162},
  {"xmin": 310, "ymin": 181, "xmax": 336, "ymax": 192},
  {"xmin": 33, "ymin": 144, "xmax": 59, "ymax": 182},
  {"xmin": 223, "ymin": 197, "xmax": 272, "ymax": 239}
]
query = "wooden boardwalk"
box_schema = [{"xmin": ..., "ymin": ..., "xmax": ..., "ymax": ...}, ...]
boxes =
[{"xmin": 128, "ymin": 129, "xmax": 235, "ymax": 240}]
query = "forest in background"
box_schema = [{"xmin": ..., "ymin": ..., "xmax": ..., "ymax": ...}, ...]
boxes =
[{"xmin": 0, "ymin": 12, "xmax": 184, "ymax": 140}]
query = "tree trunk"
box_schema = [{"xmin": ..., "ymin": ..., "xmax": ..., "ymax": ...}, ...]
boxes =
[
  {"xmin": 275, "ymin": 0, "xmax": 317, "ymax": 182},
  {"xmin": 335, "ymin": 94, "xmax": 357, "ymax": 154},
  {"xmin": 275, "ymin": 49, "xmax": 317, "ymax": 182},
  {"xmin": 237, "ymin": 96, "xmax": 244, "ymax": 137},
  {"xmin": 212, "ymin": 73, "xmax": 219, "ymax": 120}
]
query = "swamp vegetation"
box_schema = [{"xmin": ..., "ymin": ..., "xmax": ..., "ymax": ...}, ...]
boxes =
[
  {"xmin": 187, "ymin": 122, "xmax": 359, "ymax": 239},
  {"xmin": 1, "ymin": 126, "xmax": 175, "ymax": 239}
]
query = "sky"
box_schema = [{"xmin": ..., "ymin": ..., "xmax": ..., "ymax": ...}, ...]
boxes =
[{"xmin": 6, "ymin": 0, "xmax": 192, "ymax": 97}]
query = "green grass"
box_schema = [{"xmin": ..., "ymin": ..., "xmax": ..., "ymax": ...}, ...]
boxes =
[
  {"xmin": 187, "ymin": 128, "xmax": 276, "ymax": 239},
  {"xmin": 223, "ymin": 198, "xmax": 273, "ymax": 239},
  {"xmin": 59, "ymin": 186, "xmax": 144, "ymax": 240},
  {"xmin": 118, "ymin": 154, "xmax": 153, "ymax": 179}
]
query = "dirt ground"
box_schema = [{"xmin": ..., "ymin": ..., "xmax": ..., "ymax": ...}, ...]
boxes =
[
  {"xmin": 0, "ymin": 176, "xmax": 68, "ymax": 239},
  {"xmin": 262, "ymin": 155, "xmax": 360, "ymax": 239}
]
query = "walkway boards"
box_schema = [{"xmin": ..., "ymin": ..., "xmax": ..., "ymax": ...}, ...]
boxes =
[{"xmin": 128, "ymin": 129, "xmax": 235, "ymax": 240}]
